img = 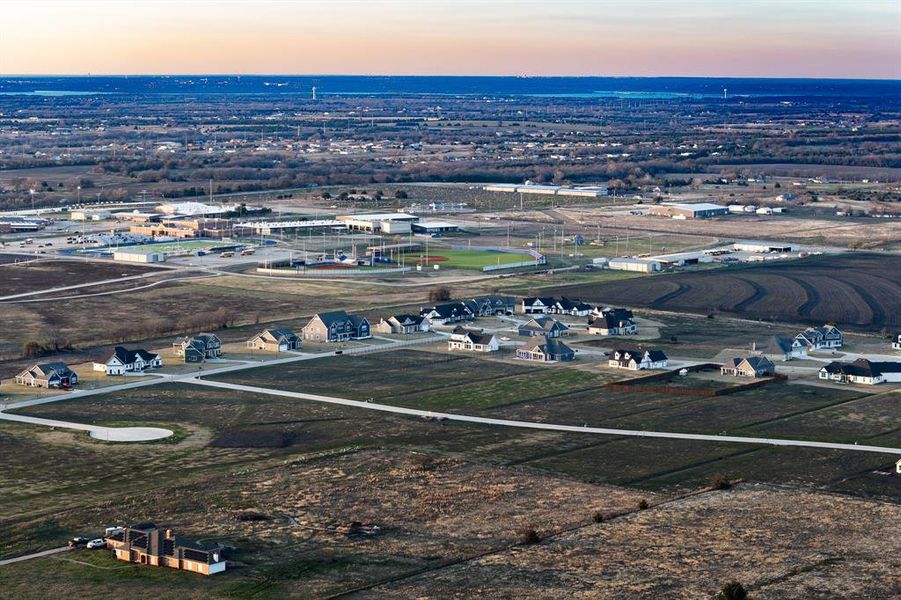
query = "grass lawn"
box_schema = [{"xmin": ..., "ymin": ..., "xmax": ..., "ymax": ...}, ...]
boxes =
[
  {"xmin": 116, "ymin": 240, "xmax": 222, "ymax": 254},
  {"xmin": 402, "ymin": 248, "xmax": 534, "ymax": 270}
]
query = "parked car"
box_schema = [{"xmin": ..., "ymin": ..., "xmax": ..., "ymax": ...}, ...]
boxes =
[
  {"xmin": 86, "ymin": 539, "xmax": 106, "ymax": 549},
  {"xmin": 68, "ymin": 536, "xmax": 90, "ymax": 548}
]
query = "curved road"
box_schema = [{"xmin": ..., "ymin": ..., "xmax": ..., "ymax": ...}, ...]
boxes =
[
  {"xmin": 1, "ymin": 336, "xmax": 898, "ymax": 454},
  {"xmin": 187, "ymin": 378, "xmax": 901, "ymax": 456}
]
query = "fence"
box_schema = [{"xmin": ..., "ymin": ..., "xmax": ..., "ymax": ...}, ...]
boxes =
[
  {"xmin": 608, "ymin": 363, "xmax": 785, "ymax": 397},
  {"xmin": 257, "ymin": 266, "xmax": 412, "ymax": 277}
]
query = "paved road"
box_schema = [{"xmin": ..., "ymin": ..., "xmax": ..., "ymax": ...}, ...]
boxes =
[
  {"xmin": 2, "ymin": 334, "xmax": 898, "ymax": 455},
  {"xmin": 0, "ymin": 267, "xmax": 189, "ymax": 302},
  {"xmin": 0, "ymin": 412, "xmax": 173, "ymax": 441},
  {"xmin": 188, "ymin": 379, "xmax": 901, "ymax": 456},
  {"xmin": 0, "ymin": 336, "xmax": 441, "ymax": 440},
  {"xmin": 0, "ymin": 547, "xmax": 70, "ymax": 566}
]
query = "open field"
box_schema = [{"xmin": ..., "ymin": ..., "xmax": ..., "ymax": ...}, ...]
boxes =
[
  {"xmin": 2, "ymin": 345, "xmax": 898, "ymax": 595},
  {"xmin": 369, "ymin": 484, "xmax": 901, "ymax": 599},
  {"xmin": 0, "ymin": 275, "xmax": 425, "ymax": 364},
  {"xmin": 12, "ymin": 350, "xmax": 900, "ymax": 500},
  {"xmin": 546, "ymin": 253, "xmax": 901, "ymax": 330},
  {"xmin": 0, "ymin": 446, "xmax": 652, "ymax": 598},
  {"xmin": 0, "ymin": 259, "xmax": 163, "ymax": 297}
]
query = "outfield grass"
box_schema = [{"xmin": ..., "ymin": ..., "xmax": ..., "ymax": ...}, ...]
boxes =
[
  {"xmin": 121, "ymin": 240, "xmax": 221, "ymax": 254},
  {"xmin": 403, "ymin": 248, "xmax": 534, "ymax": 270}
]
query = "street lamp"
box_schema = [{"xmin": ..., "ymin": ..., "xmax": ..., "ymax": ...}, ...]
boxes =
[{"xmin": 29, "ymin": 188, "xmax": 35, "ymax": 211}]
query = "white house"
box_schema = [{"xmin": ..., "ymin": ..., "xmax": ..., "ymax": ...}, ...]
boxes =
[
  {"xmin": 93, "ymin": 346, "xmax": 162, "ymax": 375},
  {"xmin": 587, "ymin": 312, "xmax": 637, "ymax": 336},
  {"xmin": 448, "ymin": 327, "xmax": 498, "ymax": 352},
  {"xmin": 892, "ymin": 332, "xmax": 901, "ymax": 351},
  {"xmin": 608, "ymin": 348, "xmax": 668, "ymax": 370},
  {"xmin": 796, "ymin": 325, "xmax": 843, "ymax": 350},
  {"xmin": 819, "ymin": 359, "xmax": 901, "ymax": 385}
]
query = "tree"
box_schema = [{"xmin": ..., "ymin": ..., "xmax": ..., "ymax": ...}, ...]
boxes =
[
  {"xmin": 716, "ymin": 581, "xmax": 748, "ymax": 600},
  {"xmin": 21, "ymin": 341, "xmax": 46, "ymax": 358},
  {"xmin": 428, "ymin": 286, "xmax": 451, "ymax": 303},
  {"xmin": 638, "ymin": 499, "xmax": 649, "ymax": 510},
  {"xmin": 320, "ymin": 191, "xmax": 331, "ymax": 200},
  {"xmin": 394, "ymin": 189, "xmax": 408, "ymax": 199}
]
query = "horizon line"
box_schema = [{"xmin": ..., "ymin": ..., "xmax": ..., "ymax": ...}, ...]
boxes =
[{"xmin": 2, "ymin": 73, "xmax": 900, "ymax": 82}]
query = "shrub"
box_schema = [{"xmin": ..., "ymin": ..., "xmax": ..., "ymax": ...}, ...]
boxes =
[
  {"xmin": 592, "ymin": 511, "xmax": 604, "ymax": 523},
  {"xmin": 638, "ymin": 499, "xmax": 650, "ymax": 510},
  {"xmin": 711, "ymin": 473, "xmax": 733, "ymax": 490},
  {"xmin": 716, "ymin": 581, "xmax": 748, "ymax": 600},
  {"xmin": 517, "ymin": 528, "xmax": 541, "ymax": 545}
]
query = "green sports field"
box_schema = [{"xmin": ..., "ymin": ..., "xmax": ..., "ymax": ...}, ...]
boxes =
[
  {"xmin": 402, "ymin": 248, "xmax": 536, "ymax": 269},
  {"xmin": 117, "ymin": 240, "xmax": 222, "ymax": 254}
]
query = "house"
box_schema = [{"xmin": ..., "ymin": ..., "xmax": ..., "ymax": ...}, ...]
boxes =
[
  {"xmin": 819, "ymin": 359, "xmax": 901, "ymax": 385},
  {"xmin": 892, "ymin": 333, "xmax": 901, "ymax": 351},
  {"xmin": 517, "ymin": 337, "xmax": 576, "ymax": 362},
  {"xmin": 375, "ymin": 314, "xmax": 429, "ymax": 334},
  {"xmin": 549, "ymin": 297, "xmax": 593, "ymax": 316},
  {"xmin": 521, "ymin": 297, "xmax": 556, "ymax": 314},
  {"xmin": 468, "ymin": 295, "xmax": 515, "ymax": 316},
  {"xmin": 590, "ymin": 306, "xmax": 634, "ymax": 321},
  {"xmin": 302, "ymin": 311, "xmax": 371, "ymax": 342},
  {"xmin": 15, "ymin": 362, "xmax": 78, "ymax": 388},
  {"xmin": 795, "ymin": 325, "xmax": 843, "ymax": 350},
  {"xmin": 93, "ymin": 346, "xmax": 162, "ymax": 375},
  {"xmin": 448, "ymin": 327, "xmax": 498, "ymax": 352},
  {"xmin": 518, "ymin": 316, "xmax": 569, "ymax": 338},
  {"xmin": 608, "ymin": 347, "xmax": 668, "ymax": 370},
  {"xmin": 587, "ymin": 312, "xmax": 638, "ymax": 336},
  {"xmin": 755, "ymin": 336, "xmax": 808, "ymax": 361},
  {"xmin": 720, "ymin": 356, "xmax": 776, "ymax": 377},
  {"xmin": 245, "ymin": 329, "xmax": 301, "ymax": 352},
  {"xmin": 420, "ymin": 302, "xmax": 474, "ymax": 325},
  {"xmin": 896, "ymin": 458, "xmax": 901, "ymax": 475},
  {"xmin": 106, "ymin": 524, "xmax": 226, "ymax": 575},
  {"xmin": 174, "ymin": 333, "xmax": 222, "ymax": 363}
]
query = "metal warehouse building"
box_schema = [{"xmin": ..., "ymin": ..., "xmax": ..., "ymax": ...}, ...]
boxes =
[
  {"xmin": 607, "ymin": 257, "xmax": 661, "ymax": 273},
  {"xmin": 731, "ymin": 240, "xmax": 799, "ymax": 253},
  {"xmin": 649, "ymin": 202, "xmax": 728, "ymax": 219},
  {"xmin": 113, "ymin": 250, "xmax": 166, "ymax": 263}
]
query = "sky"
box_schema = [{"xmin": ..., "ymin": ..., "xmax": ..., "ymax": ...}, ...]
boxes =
[{"xmin": 1, "ymin": 0, "xmax": 898, "ymax": 78}]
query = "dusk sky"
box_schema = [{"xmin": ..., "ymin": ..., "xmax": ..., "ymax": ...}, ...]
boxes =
[{"xmin": 2, "ymin": 0, "xmax": 899, "ymax": 78}]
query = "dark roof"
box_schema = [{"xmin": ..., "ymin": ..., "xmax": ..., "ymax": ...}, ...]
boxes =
[
  {"xmin": 107, "ymin": 346, "xmax": 160, "ymax": 364},
  {"xmin": 521, "ymin": 337, "xmax": 574, "ymax": 355},
  {"xmin": 523, "ymin": 296, "xmax": 556, "ymax": 306},
  {"xmin": 267, "ymin": 328, "xmax": 299, "ymax": 339},
  {"xmin": 424, "ymin": 302, "xmax": 472, "ymax": 319},
  {"xmin": 822, "ymin": 359, "xmax": 901, "ymax": 378},
  {"xmin": 467, "ymin": 331, "xmax": 495, "ymax": 345},
  {"xmin": 18, "ymin": 362, "xmax": 74, "ymax": 379},
  {"xmin": 315, "ymin": 310, "xmax": 352, "ymax": 326},
  {"xmin": 727, "ymin": 356, "xmax": 774, "ymax": 370},
  {"xmin": 591, "ymin": 313, "xmax": 635, "ymax": 329},
  {"xmin": 556, "ymin": 296, "xmax": 591, "ymax": 311},
  {"xmin": 646, "ymin": 350, "xmax": 668, "ymax": 362}
]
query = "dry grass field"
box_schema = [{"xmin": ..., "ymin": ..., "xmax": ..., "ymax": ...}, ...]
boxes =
[{"xmin": 368, "ymin": 484, "xmax": 901, "ymax": 599}]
